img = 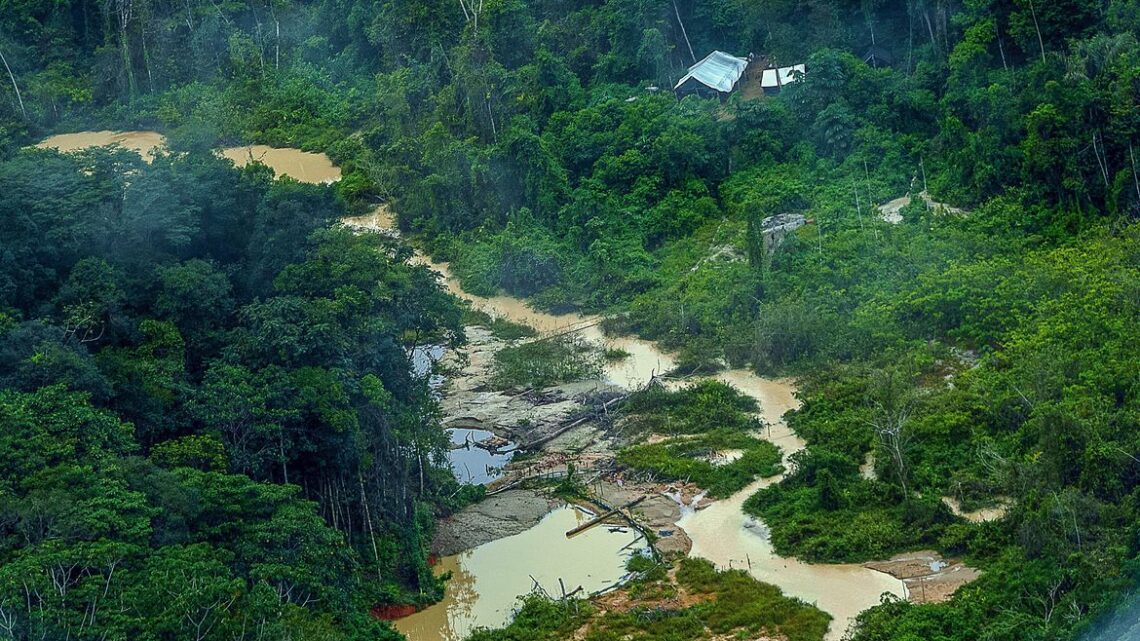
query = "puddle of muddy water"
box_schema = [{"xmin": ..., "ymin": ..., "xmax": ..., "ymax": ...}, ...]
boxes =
[
  {"xmin": 395, "ymin": 505, "xmax": 641, "ymax": 641},
  {"xmin": 447, "ymin": 427, "xmax": 516, "ymax": 485},
  {"xmin": 36, "ymin": 130, "xmax": 168, "ymax": 161},
  {"xmin": 219, "ymin": 144, "xmax": 341, "ymax": 184}
]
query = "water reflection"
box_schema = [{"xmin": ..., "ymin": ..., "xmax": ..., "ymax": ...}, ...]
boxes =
[
  {"xmin": 395, "ymin": 506, "xmax": 642, "ymax": 641},
  {"xmin": 446, "ymin": 428, "xmax": 516, "ymax": 485}
]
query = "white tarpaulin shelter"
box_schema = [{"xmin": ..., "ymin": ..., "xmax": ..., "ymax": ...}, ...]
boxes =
[
  {"xmin": 673, "ymin": 51, "xmax": 749, "ymax": 94},
  {"xmin": 760, "ymin": 64, "xmax": 806, "ymax": 89}
]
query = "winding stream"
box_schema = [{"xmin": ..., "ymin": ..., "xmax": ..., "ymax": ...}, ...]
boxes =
[
  {"xmin": 351, "ymin": 206, "xmax": 906, "ymax": 640},
  {"xmin": 40, "ymin": 133, "xmax": 905, "ymax": 640}
]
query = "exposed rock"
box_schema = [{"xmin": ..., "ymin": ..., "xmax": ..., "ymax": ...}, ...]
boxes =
[
  {"xmin": 432, "ymin": 490, "xmax": 557, "ymax": 556},
  {"xmin": 760, "ymin": 213, "xmax": 807, "ymax": 254}
]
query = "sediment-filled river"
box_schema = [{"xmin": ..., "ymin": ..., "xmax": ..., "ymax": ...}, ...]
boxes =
[
  {"xmin": 41, "ymin": 134, "xmax": 905, "ymax": 640},
  {"xmin": 350, "ymin": 205, "xmax": 906, "ymax": 640}
]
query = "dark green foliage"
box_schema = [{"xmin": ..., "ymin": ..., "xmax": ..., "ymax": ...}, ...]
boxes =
[
  {"xmin": 622, "ymin": 380, "xmax": 759, "ymax": 436},
  {"xmin": 619, "ymin": 430, "xmax": 783, "ymax": 498},
  {"xmin": 0, "ymin": 149, "xmax": 464, "ymax": 640},
  {"xmin": 4, "ymin": 0, "xmax": 1140, "ymax": 638}
]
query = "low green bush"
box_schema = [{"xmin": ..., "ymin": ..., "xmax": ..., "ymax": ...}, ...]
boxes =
[
  {"xmin": 491, "ymin": 335, "xmax": 603, "ymax": 389},
  {"xmin": 619, "ymin": 430, "xmax": 782, "ymax": 498}
]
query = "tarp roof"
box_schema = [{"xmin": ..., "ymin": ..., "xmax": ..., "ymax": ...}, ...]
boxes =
[
  {"xmin": 760, "ymin": 64, "xmax": 806, "ymax": 89},
  {"xmin": 673, "ymin": 51, "xmax": 749, "ymax": 93}
]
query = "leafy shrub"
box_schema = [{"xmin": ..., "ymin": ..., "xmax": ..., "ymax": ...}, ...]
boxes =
[{"xmin": 490, "ymin": 335, "xmax": 603, "ymax": 389}]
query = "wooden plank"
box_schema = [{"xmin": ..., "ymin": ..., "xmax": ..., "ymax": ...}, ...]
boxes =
[{"xmin": 565, "ymin": 496, "xmax": 647, "ymax": 538}]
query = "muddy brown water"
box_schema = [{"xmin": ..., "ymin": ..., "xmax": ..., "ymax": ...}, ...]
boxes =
[
  {"xmin": 677, "ymin": 373, "xmax": 905, "ymax": 641},
  {"xmin": 395, "ymin": 506, "xmax": 641, "ymax": 641},
  {"xmin": 36, "ymin": 137, "xmax": 906, "ymax": 638},
  {"xmin": 36, "ymin": 130, "xmax": 168, "ymax": 162},
  {"xmin": 219, "ymin": 144, "xmax": 341, "ymax": 184},
  {"xmin": 36, "ymin": 132, "xmax": 341, "ymax": 185},
  {"xmin": 351, "ymin": 205, "xmax": 906, "ymax": 640},
  {"xmin": 345, "ymin": 206, "xmax": 675, "ymax": 388}
]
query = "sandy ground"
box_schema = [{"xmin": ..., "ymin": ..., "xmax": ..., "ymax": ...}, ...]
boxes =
[
  {"xmin": 439, "ymin": 326, "xmax": 591, "ymax": 442},
  {"xmin": 942, "ymin": 496, "xmax": 1011, "ymax": 523},
  {"xmin": 864, "ymin": 550, "xmax": 980, "ymax": 604},
  {"xmin": 432, "ymin": 490, "xmax": 557, "ymax": 556},
  {"xmin": 878, "ymin": 191, "xmax": 968, "ymax": 223}
]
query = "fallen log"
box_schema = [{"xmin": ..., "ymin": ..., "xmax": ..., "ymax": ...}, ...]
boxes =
[
  {"xmin": 565, "ymin": 496, "xmax": 647, "ymax": 538},
  {"xmin": 519, "ymin": 394, "xmax": 629, "ymax": 451}
]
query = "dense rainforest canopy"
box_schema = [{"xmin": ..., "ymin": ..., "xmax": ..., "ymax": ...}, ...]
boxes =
[{"xmin": 2, "ymin": 0, "xmax": 1140, "ymax": 640}]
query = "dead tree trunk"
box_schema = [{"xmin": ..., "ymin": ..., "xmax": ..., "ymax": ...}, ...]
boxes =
[
  {"xmin": 0, "ymin": 45, "xmax": 26, "ymax": 120},
  {"xmin": 672, "ymin": 0, "xmax": 696, "ymax": 64},
  {"xmin": 1028, "ymin": 0, "xmax": 1046, "ymax": 63}
]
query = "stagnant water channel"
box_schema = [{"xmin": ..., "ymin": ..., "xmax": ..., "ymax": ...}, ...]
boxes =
[{"xmin": 39, "ymin": 131, "xmax": 906, "ymax": 641}]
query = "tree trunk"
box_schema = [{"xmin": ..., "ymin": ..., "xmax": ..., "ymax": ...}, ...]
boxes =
[
  {"xmin": 358, "ymin": 472, "xmax": 382, "ymax": 582},
  {"xmin": 120, "ymin": 27, "xmax": 137, "ymax": 98},
  {"xmin": 0, "ymin": 46, "xmax": 26, "ymax": 120},
  {"xmin": 1028, "ymin": 0, "xmax": 1046, "ymax": 63},
  {"xmin": 672, "ymin": 0, "xmax": 696, "ymax": 64}
]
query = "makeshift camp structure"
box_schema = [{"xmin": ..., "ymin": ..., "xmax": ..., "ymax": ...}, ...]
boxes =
[
  {"xmin": 760, "ymin": 64, "xmax": 806, "ymax": 93},
  {"xmin": 673, "ymin": 51, "xmax": 749, "ymax": 98}
]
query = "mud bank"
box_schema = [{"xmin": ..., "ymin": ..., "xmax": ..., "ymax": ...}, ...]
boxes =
[
  {"xmin": 865, "ymin": 550, "xmax": 981, "ymax": 604},
  {"xmin": 432, "ymin": 490, "xmax": 556, "ymax": 556}
]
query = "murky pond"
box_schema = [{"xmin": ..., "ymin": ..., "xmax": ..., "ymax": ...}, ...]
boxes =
[
  {"xmin": 36, "ymin": 130, "xmax": 167, "ymax": 161},
  {"xmin": 219, "ymin": 144, "xmax": 341, "ymax": 183},
  {"xmin": 447, "ymin": 427, "xmax": 516, "ymax": 485},
  {"xmin": 396, "ymin": 506, "xmax": 641, "ymax": 641},
  {"xmin": 35, "ymin": 131, "xmax": 341, "ymax": 185}
]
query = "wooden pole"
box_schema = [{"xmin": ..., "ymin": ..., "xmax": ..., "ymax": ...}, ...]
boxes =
[
  {"xmin": 672, "ymin": 0, "xmax": 696, "ymax": 64},
  {"xmin": 565, "ymin": 496, "xmax": 647, "ymax": 538},
  {"xmin": 0, "ymin": 45, "xmax": 26, "ymax": 120}
]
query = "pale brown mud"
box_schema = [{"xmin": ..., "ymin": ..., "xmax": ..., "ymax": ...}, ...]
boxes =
[
  {"xmin": 219, "ymin": 144, "xmax": 341, "ymax": 184},
  {"xmin": 865, "ymin": 550, "xmax": 980, "ymax": 604},
  {"xmin": 941, "ymin": 496, "xmax": 1010, "ymax": 523},
  {"xmin": 36, "ymin": 130, "xmax": 167, "ymax": 162}
]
